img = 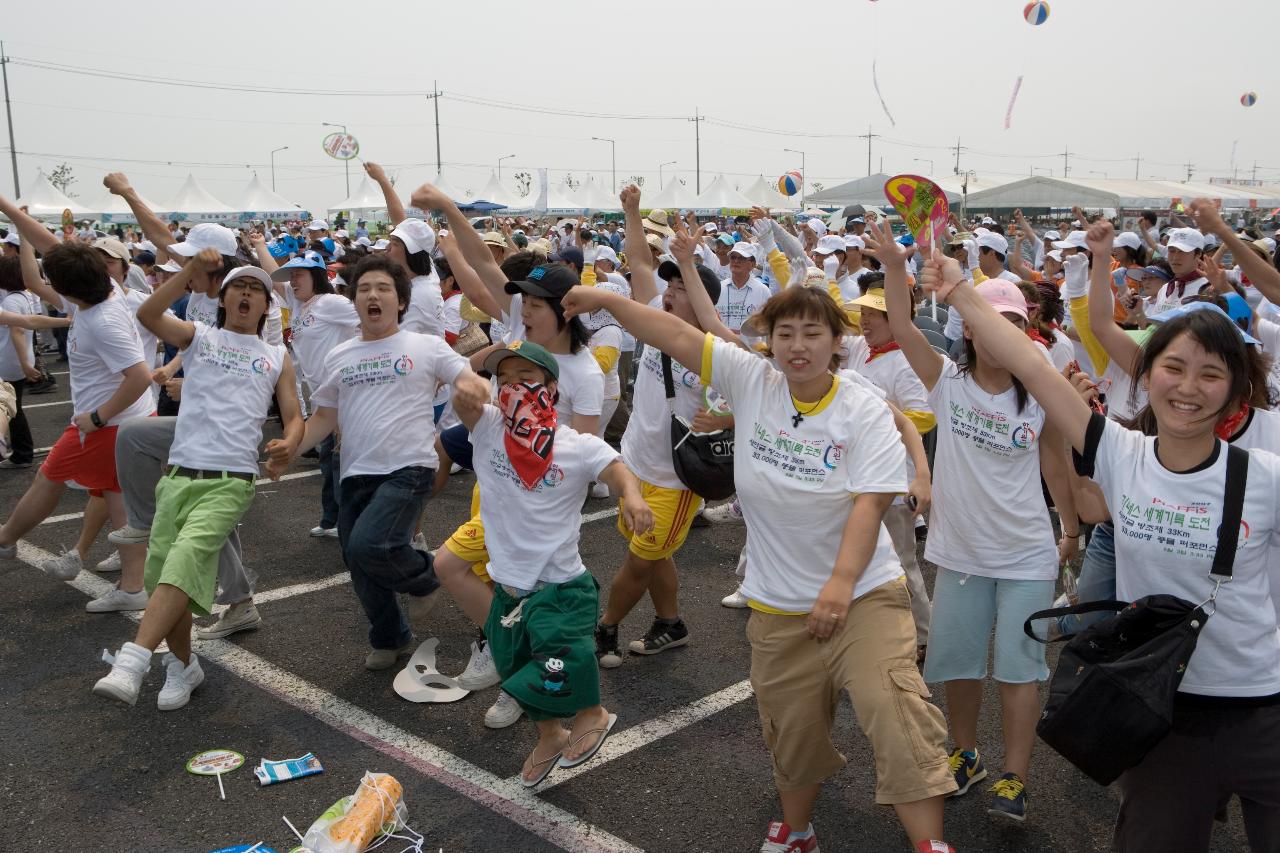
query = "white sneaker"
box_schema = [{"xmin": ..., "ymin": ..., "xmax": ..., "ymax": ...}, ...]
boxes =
[
  {"xmin": 41, "ymin": 549, "xmax": 82, "ymax": 581},
  {"xmin": 195, "ymin": 601, "xmax": 262, "ymax": 640},
  {"xmin": 484, "ymin": 690, "xmax": 523, "ymax": 729},
  {"xmin": 107, "ymin": 524, "xmax": 150, "ymax": 545},
  {"xmin": 309, "ymin": 526, "xmax": 338, "ymax": 538},
  {"xmin": 92, "ymin": 642, "xmax": 153, "ymax": 706},
  {"xmin": 721, "ymin": 587, "xmax": 749, "ymax": 609},
  {"xmin": 86, "ymin": 586, "xmax": 148, "ymax": 613},
  {"xmin": 589, "ymin": 481, "xmax": 610, "ymax": 499},
  {"xmin": 450, "ymin": 463, "xmax": 464, "ymax": 475},
  {"xmin": 703, "ymin": 501, "xmax": 745, "ymax": 525},
  {"xmin": 95, "ymin": 550, "xmax": 122, "ymax": 573},
  {"xmin": 157, "ymin": 653, "xmax": 205, "ymax": 711},
  {"xmin": 456, "ymin": 640, "xmax": 501, "ymax": 690},
  {"xmin": 411, "ymin": 532, "xmax": 429, "ymax": 552}
]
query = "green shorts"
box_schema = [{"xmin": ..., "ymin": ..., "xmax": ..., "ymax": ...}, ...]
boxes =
[
  {"xmin": 484, "ymin": 571, "xmax": 600, "ymax": 721},
  {"xmin": 144, "ymin": 471, "xmax": 256, "ymax": 616}
]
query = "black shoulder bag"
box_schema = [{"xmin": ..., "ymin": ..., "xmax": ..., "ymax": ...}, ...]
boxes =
[
  {"xmin": 1023, "ymin": 442, "xmax": 1249, "ymax": 786},
  {"xmin": 662, "ymin": 352, "xmax": 735, "ymax": 500}
]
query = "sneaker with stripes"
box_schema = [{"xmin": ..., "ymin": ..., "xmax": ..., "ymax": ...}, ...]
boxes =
[{"xmin": 627, "ymin": 618, "xmax": 690, "ymax": 656}]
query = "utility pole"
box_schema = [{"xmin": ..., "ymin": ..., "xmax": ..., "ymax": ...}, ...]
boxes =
[
  {"xmin": 953, "ymin": 137, "xmax": 962, "ymax": 175},
  {"xmin": 690, "ymin": 109, "xmax": 704, "ymax": 193},
  {"xmin": 428, "ymin": 82, "xmax": 442, "ymax": 175},
  {"xmin": 1133, "ymin": 153, "xmax": 1141, "ymax": 180},
  {"xmin": 1185, "ymin": 162, "xmax": 1194, "ymax": 182},
  {"xmin": 1, "ymin": 42, "xmax": 19, "ymax": 199},
  {"xmin": 860, "ymin": 125, "xmax": 881, "ymax": 177},
  {"xmin": 1253, "ymin": 162, "xmax": 1260, "ymax": 182},
  {"xmin": 1062, "ymin": 148, "xmax": 1071, "ymax": 178}
]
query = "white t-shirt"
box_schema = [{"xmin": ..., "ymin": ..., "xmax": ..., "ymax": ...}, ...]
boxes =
[
  {"xmin": 403, "ymin": 272, "xmax": 445, "ymax": 338},
  {"xmin": 924, "ymin": 359, "xmax": 1057, "ymax": 580},
  {"xmin": 836, "ymin": 268, "xmax": 874, "ymax": 303},
  {"xmin": 1148, "ymin": 276, "xmax": 1208, "ymax": 317},
  {"xmin": 594, "ymin": 273, "xmax": 635, "ymax": 352},
  {"xmin": 707, "ymin": 336, "xmax": 907, "ymax": 612},
  {"xmin": 62, "ymin": 291, "xmax": 154, "ymax": 426},
  {"xmin": 622, "ymin": 327, "xmax": 707, "ymax": 491},
  {"xmin": 285, "ymin": 291, "xmax": 359, "ymax": 385},
  {"xmin": 0, "ymin": 290, "xmax": 39, "ymax": 381},
  {"xmin": 1047, "ymin": 332, "xmax": 1075, "ymax": 373},
  {"xmin": 168, "ymin": 322, "xmax": 285, "ymax": 474},
  {"xmin": 1085, "ymin": 417, "xmax": 1280, "ymax": 697},
  {"xmin": 854, "ymin": 346, "xmax": 931, "ymax": 496},
  {"xmin": 312, "ymin": 330, "xmax": 468, "ymax": 478},
  {"xmin": 588, "ymin": 324, "xmax": 623, "ymax": 400},
  {"xmin": 185, "ymin": 291, "xmax": 219, "ymax": 328},
  {"xmin": 442, "ymin": 292, "xmax": 464, "ymax": 338},
  {"xmin": 471, "ymin": 405, "xmax": 620, "ymax": 590},
  {"xmin": 715, "ymin": 276, "xmax": 771, "ymax": 333},
  {"xmin": 1233, "ymin": 406, "xmax": 1280, "ymax": 621},
  {"xmin": 1255, "ymin": 317, "xmax": 1280, "ymax": 401}
]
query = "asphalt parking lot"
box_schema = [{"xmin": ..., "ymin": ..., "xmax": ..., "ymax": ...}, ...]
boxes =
[{"xmin": 0, "ymin": 368, "xmax": 1253, "ymax": 852}]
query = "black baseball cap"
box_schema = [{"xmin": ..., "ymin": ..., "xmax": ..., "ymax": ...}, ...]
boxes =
[
  {"xmin": 504, "ymin": 263, "xmax": 579, "ymax": 299},
  {"xmin": 656, "ymin": 260, "xmax": 722, "ymax": 304},
  {"xmin": 549, "ymin": 246, "xmax": 585, "ymax": 271}
]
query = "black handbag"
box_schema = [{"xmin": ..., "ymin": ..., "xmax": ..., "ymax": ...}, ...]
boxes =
[
  {"xmin": 662, "ymin": 352, "xmax": 735, "ymax": 500},
  {"xmin": 1023, "ymin": 442, "xmax": 1248, "ymax": 786}
]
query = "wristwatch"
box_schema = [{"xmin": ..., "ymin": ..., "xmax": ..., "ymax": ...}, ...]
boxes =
[{"xmin": 90, "ymin": 409, "xmax": 104, "ymax": 429}]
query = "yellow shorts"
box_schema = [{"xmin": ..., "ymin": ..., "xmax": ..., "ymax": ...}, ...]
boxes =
[
  {"xmin": 617, "ymin": 481, "xmax": 702, "ymax": 561},
  {"xmin": 443, "ymin": 482, "xmax": 491, "ymax": 582}
]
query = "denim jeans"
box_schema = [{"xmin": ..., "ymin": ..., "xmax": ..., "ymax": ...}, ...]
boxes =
[
  {"xmin": 1061, "ymin": 521, "xmax": 1117, "ymax": 633},
  {"xmin": 318, "ymin": 434, "xmax": 340, "ymax": 529},
  {"xmin": 338, "ymin": 465, "xmax": 438, "ymax": 650}
]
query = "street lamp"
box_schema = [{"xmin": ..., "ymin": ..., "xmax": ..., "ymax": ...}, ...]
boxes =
[
  {"xmin": 913, "ymin": 158, "xmax": 934, "ymax": 175},
  {"xmin": 659, "ymin": 160, "xmax": 676, "ymax": 188},
  {"xmin": 322, "ymin": 122, "xmax": 350, "ymax": 196},
  {"xmin": 498, "ymin": 154, "xmax": 515, "ymax": 180},
  {"xmin": 783, "ymin": 147, "xmax": 806, "ymax": 208},
  {"xmin": 270, "ymin": 146, "xmax": 288, "ymax": 192},
  {"xmin": 591, "ymin": 136, "xmax": 616, "ymax": 194}
]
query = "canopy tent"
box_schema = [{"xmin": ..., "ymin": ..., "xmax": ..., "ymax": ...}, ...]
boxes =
[
  {"xmin": 430, "ymin": 173, "xmax": 470, "ymax": 204},
  {"xmin": 691, "ymin": 175, "xmax": 755, "ymax": 214},
  {"xmin": 91, "ymin": 188, "xmax": 167, "ymax": 224},
  {"xmin": 963, "ymin": 176, "xmax": 1280, "ymax": 212},
  {"xmin": 642, "ymin": 176, "xmax": 699, "ymax": 212},
  {"xmin": 741, "ymin": 175, "xmax": 800, "ymax": 211},
  {"xmin": 328, "ymin": 174, "xmax": 390, "ymax": 217},
  {"xmin": 573, "ymin": 177, "xmax": 621, "ymax": 211},
  {"xmin": 14, "ymin": 170, "xmax": 95, "ymax": 220},
  {"xmin": 227, "ymin": 173, "xmax": 308, "ymax": 221},
  {"xmin": 158, "ymin": 174, "xmax": 237, "ymax": 223},
  {"xmin": 471, "ymin": 172, "xmax": 520, "ymax": 209},
  {"xmin": 540, "ymin": 180, "xmax": 587, "ymax": 215}
]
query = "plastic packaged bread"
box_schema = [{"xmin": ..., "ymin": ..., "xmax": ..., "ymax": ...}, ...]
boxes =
[{"xmin": 302, "ymin": 772, "xmax": 405, "ymax": 853}]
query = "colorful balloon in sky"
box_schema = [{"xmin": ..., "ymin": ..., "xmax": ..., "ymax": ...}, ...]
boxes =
[
  {"xmin": 777, "ymin": 171, "xmax": 803, "ymax": 197},
  {"xmin": 1241, "ymin": 91, "xmax": 1258, "ymax": 107},
  {"xmin": 1023, "ymin": 1, "xmax": 1050, "ymax": 25}
]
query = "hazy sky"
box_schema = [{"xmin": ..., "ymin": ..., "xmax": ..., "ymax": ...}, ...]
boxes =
[{"xmin": 3, "ymin": 0, "xmax": 1276, "ymax": 215}]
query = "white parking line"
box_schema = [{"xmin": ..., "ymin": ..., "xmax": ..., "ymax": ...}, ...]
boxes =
[
  {"xmin": 15, "ymin": 541, "xmax": 642, "ymax": 853},
  {"xmin": 23, "ymin": 399, "xmax": 71, "ymax": 409}
]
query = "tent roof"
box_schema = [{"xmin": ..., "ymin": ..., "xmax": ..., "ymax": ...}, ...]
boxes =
[
  {"xmin": 430, "ymin": 173, "xmax": 470, "ymax": 204},
  {"xmin": 328, "ymin": 174, "xmax": 389, "ymax": 216},
  {"xmin": 472, "ymin": 172, "xmax": 519, "ymax": 208},
  {"xmin": 159, "ymin": 174, "xmax": 236, "ymax": 218},
  {"xmin": 644, "ymin": 176, "xmax": 699, "ymax": 212},
  {"xmin": 229, "ymin": 173, "xmax": 307, "ymax": 219},
  {"xmin": 542, "ymin": 180, "xmax": 587, "ymax": 214},
  {"xmin": 15, "ymin": 170, "xmax": 95, "ymax": 219},
  {"xmin": 573, "ymin": 177, "xmax": 620, "ymax": 211},
  {"xmin": 741, "ymin": 175, "xmax": 799, "ymax": 211},
  {"xmin": 964, "ymin": 176, "xmax": 1280, "ymax": 211},
  {"xmin": 692, "ymin": 175, "xmax": 755, "ymax": 213},
  {"xmin": 89, "ymin": 189, "xmax": 167, "ymax": 224}
]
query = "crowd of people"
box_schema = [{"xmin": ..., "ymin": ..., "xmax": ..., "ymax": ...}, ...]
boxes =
[{"xmin": 1, "ymin": 164, "xmax": 1279, "ymax": 853}]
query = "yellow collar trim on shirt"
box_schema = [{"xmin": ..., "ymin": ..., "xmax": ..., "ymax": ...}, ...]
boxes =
[
  {"xmin": 789, "ymin": 374, "xmax": 839, "ymax": 419},
  {"xmin": 748, "ymin": 599, "xmax": 808, "ymax": 616}
]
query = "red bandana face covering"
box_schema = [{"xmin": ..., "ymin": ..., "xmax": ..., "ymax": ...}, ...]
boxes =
[{"xmin": 498, "ymin": 382, "xmax": 558, "ymax": 490}]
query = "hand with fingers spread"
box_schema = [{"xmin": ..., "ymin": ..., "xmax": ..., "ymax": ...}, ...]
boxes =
[
  {"xmin": 1200, "ymin": 253, "xmax": 1232, "ymax": 294},
  {"xmin": 861, "ymin": 218, "xmax": 908, "ymax": 264},
  {"xmin": 670, "ymin": 227, "xmax": 698, "ymax": 264},
  {"xmin": 919, "ymin": 249, "xmax": 965, "ymax": 303}
]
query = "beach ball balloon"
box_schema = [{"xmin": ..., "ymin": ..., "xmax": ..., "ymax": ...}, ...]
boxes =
[
  {"xmin": 777, "ymin": 171, "xmax": 803, "ymax": 197},
  {"xmin": 1023, "ymin": 1, "xmax": 1050, "ymax": 25},
  {"xmin": 1241, "ymin": 91, "xmax": 1258, "ymax": 107}
]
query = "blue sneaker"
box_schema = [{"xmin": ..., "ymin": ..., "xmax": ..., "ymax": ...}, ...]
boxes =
[
  {"xmin": 948, "ymin": 748, "xmax": 987, "ymax": 797},
  {"xmin": 988, "ymin": 772, "xmax": 1027, "ymax": 821}
]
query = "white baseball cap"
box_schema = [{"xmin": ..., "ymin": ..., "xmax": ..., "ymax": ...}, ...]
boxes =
[
  {"xmin": 355, "ymin": 236, "xmax": 372, "ymax": 247},
  {"xmin": 221, "ymin": 265, "xmax": 273, "ymax": 291},
  {"xmin": 306, "ymin": 219, "xmax": 328, "ymax": 232},
  {"xmin": 1114, "ymin": 232, "xmax": 1142, "ymax": 251},
  {"xmin": 729, "ymin": 242, "xmax": 758, "ymax": 261},
  {"xmin": 595, "ymin": 245, "xmax": 620, "ymax": 266},
  {"xmin": 2, "ymin": 232, "xmax": 19, "ymax": 247},
  {"xmin": 843, "ymin": 235, "xmax": 866, "ymax": 251},
  {"xmin": 1165, "ymin": 228, "xmax": 1205, "ymax": 253},
  {"xmin": 334, "ymin": 229, "xmax": 349, "ymax": 238},
  {"xmin": 805, "ymin": 218, "xmax": 828, "ymax": 236},
  {"xmin": 390, "ymin": 219, "xmax": 436, "ymax": 255},
  {"xmin": 814, "ymin": 235, "xmax": 846, "ymax": 255},
  {"xmin": 1043, "ymin": 230, "xmax": 1061, "ymax": 241},
  {"xmin": 372, "ymin": 239, "xmax": 390, "ymax": 251},
  {"xmin": 1052, "ymin": 230, "xmax": 1089, "ymax": 250},
  {"xmin": 1045, "ymin": 249, "xmax": 1064, "ymax": 264},
  {"xmin": 167, "ymin": 223, "xmax": 239, "ymax": 257},
  {"xmin": 976, "ymin": 232, "xmax": 1009, "ymax": 255},
  {"xmin": 156, "ymin": 259, "xmax": 183, "ymax": 273}
]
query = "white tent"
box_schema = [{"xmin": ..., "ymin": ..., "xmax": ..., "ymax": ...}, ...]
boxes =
[
  {"xmin": 158, "ymin": 174, "xmax": 237, "ymax": 223},
  {"xmin": 328, "ymin": 174, "xmax": 389, "ymax": 217},
  {"xmin": 15, "ymin": 170, "xmax": 95, "ymax": 220},
  {"xmin": 643, "ymin": 177, "xmax": 699, "ymax": 212},
  {"xmin": 430, "ymin": 173, "xmax": 470, "ymax": 204},
  {"xmin": 472, "ymin": 172, "xmax": 519, "ymax": 208},
  {"xmin": 963, "ymin": 176, "xmax": 1280, "ymax": 212},
  {"xmin": 692, "ymin": 175, "xmax": 755, "ymax": 214},
  {"xmin": 90, "ymin": 188, "xmax": 167, "ymax": 224},
  {"xmin": 573, "ymin": 177, "xmax": 621, "ymax": 212},
  {"xmin": 741, "ymin": 175, "xmax": 799, "ymax": 211},
  {"xmin": 228, "ymin": 173, "xmax": 308, "ymax": 220},
  {"xmin": 541, "ymin": 180, "xmax": 586, "ymax": 215}
]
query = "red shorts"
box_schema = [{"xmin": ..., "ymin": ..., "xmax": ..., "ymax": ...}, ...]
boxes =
[{"xmin": 40, "ymin": 424, "xmax": 121, "ymax": 496}]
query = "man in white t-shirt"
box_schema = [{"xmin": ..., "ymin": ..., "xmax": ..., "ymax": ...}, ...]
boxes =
[
  {"xmin": 388, "ymin": 218, "xmax": 444, "ymax": 338},
  {"xmin": 275, "ymin": 254, "xmax": 490, "ymax": 672},
  {"xmin": 714, "ymin": 242, "xmax": 771, "ymax": 333}
]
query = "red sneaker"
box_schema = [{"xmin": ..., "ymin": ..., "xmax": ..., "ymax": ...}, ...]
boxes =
[
  {"xmin": 760, "ymin": 821, "xmax": 821, "ymax": 853},
  {"xmin": 916, "ymin": 841, "xmax": 957, "ymax": 853}
]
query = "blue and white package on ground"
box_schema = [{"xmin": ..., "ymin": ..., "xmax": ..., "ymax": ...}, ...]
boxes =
[{"xmin": 253, "ymin": 752, "xmax": 324, "ymax": 786}]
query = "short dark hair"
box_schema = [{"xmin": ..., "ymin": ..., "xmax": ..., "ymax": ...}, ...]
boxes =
[
  {"xmin": 1139, "ymin": 210, "xmax": 1158, "ymax": 227},
  {"xmin": 216, "ymin": 277, "xmax": 270, "ymax": 336},
  {"xmin": 40, "ymin": 243, "xmax": 113, "ymax": 305},
  {"xmin": 0, "ymin": 256, "xmax": 23, "ymax": 292},
  {"xmin": 434, "ymin": 256, "xmax": 460, "ymax": 295},
  {"xmin": 757, "ymin": 285, "xmax": 852, "ymax": 373},
  {"xmin": 501, "ymin": 250, "xmax": 539, "ymax": 283},
  {"xmin": 350, "ymin": 254, "xmax": 412, "ymax": 322}
]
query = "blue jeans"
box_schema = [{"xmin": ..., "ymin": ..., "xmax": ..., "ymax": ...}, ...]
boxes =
[
  {"xmin": 318, "ymin": 434, "xmax": 341, "ymax": 529},
  {"xmin": 439, "ymin": 423, "xmax": 473, "ymax": 471},
  {"xmin": 338, "ymin": 465, "xmax": 438, "ymax": 650},
  {"xmin": 1061, "ymin": 521, "xmax": 1117, "ymax": 634}
]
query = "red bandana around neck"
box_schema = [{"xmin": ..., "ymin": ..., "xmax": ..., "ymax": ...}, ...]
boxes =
[
  {"xmin": 1025, "ymin": 328, "xmax": 1051, "ymax": 348},
  {"xmin": 498, "ymin": 382, "xmax": 558, "ymax": 490},
  {"xmin": 1216, "ymin": 403, "xmax": 1250, "ymax": 441},
  {"xmin": 865, "ymin": 341, "xmax": 901, "ymax": 364}
]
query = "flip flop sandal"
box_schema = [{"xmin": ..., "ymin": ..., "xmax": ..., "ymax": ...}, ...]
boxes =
[
  {"xmin": 557, "ymin": 713, "xmax": 618, "ymax": 769},
  {"xmin": 520, "ymin": 745, "xmax": 563, "ymax": 789}
]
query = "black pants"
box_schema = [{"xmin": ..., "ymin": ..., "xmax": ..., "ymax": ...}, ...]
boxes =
[
  {"xmin": 7, "ymin": 379, "xmax": 33, "ymax": 463},
  {"xmin": 1114, "ymin": 701, "xmax": 1280, "ymax": 851}
]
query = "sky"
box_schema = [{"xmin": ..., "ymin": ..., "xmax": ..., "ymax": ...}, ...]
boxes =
[{"xmin": 2, "ymin": 0, "xmax": 1277, "ymax": 217}]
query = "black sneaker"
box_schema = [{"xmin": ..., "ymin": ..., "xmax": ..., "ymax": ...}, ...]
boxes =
[
  {"xmin": 595, "ymin": 623, "xmax": 622, "ymax": 669},
  {"xmin": 28, "ymin": 379, "xmax": 57, "ymax": 395},
  {"xmin": 628, "ymin": 619, "xmax": 690, "ymax": 656}
]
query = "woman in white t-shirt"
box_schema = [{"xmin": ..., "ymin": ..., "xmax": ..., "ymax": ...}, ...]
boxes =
[
  {"xmin": 868, "ymin": 220, "xmax": 1080, "ymax": 823},
  {"xmin": 925, "ymin": 238, "xmax": 1280, "ymax": 853},
  {"xmin": 562, "ymin": 269, "xmax": 960, "ymax": 853}
]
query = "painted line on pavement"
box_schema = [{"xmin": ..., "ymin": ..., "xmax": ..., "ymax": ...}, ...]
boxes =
[
  {"xmin": 23, "ymin": 399, "xmax": 71, "ymax": 409},
  {"xmin": 15, "ymin": 541, "xmax": 643, "ymax": 853}
]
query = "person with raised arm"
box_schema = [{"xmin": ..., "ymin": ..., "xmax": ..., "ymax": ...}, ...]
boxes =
[
  {"xmin": 93, "ymin": 248, "xmax": 300, "ymax": 710},
  {"xmin": 920, "ymin": 240, "xmax": 1280, "ymax": 852},
  {"xmin": 365, "ymin": 162, "xmax": 444, "ymax": 339},
  {"xmin": 561, "ymin": 253, "xmax": 958, "ymax": 853}
]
